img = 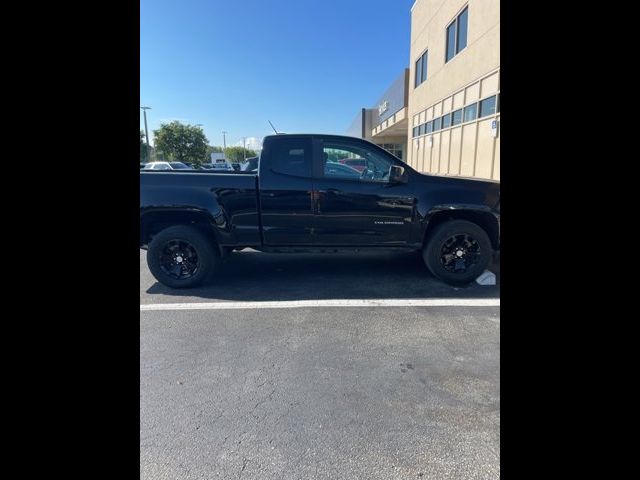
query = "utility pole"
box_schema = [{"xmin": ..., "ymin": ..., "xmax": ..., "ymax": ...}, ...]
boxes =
[
  {"xmin": 141, "ymin": 106, "xmax": 152, "ymax": 162},
  {"xmin": 222, "ymin": 131, "xmax": 227, "ymax": 152},
  {"xmin": 242, "ymin": 137, "xmax": 247, "ymax": 162}
]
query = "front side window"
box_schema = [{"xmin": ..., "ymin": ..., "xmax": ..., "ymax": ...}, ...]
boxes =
[
  {"xmin": 323, "ymin": 142, "xmax": 395, "ymax": 183},
  {"xmin": 271, "ymin": 139, "xmax": 311, "ymax": 177},
  {"xmin": 446, "ymin": 6, "xmax": 468, "ymax": 63}
]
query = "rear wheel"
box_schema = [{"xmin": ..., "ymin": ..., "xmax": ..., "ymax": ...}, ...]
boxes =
[
  {"xmin": 147, "ymin": 225, "xmax": 218, "ymax": 288},
  {"xmin": 423, "ymin": 220, "xmax": 492, "ymax": 285}
]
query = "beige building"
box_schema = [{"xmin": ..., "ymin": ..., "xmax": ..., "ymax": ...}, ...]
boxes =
[
  {"xmin": 347, "ymin": 69, "xmax": 410, "ymax": 162},
  {"xmin": 407, "ymin": 0, "xmax": 500, "ymax": 180}
]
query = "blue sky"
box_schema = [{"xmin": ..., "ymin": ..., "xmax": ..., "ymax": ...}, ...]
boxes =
[{"xmin": 141, "ymin": 0, "xmax": 415, "ymax": 149}]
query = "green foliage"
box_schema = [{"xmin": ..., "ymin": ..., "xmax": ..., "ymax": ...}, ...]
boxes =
[
  {"xmin": 153, "ymin": 121, "xmax": 209, "ymax": 167},
  {"xmin": 223, "ymin": 146, "xmax": 258, "ymax": 164}
]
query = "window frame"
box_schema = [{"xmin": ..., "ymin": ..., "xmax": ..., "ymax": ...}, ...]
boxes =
[
  {"xmin": 478, "ymin": 95, "xmax": 497, "ymax": 118},
  {"xmin": 426, "ymin": 121, "xmax": 433, "ymax": 134},
  {"xmin": 414, "ymin": 49, "xmax": 428, "ymax": 88},
  {"xmin": 463, "ymin": 102, "xmax": 478, "ymax": 123},
  {"xmin": 445, "ymin": 5, "xmax": 469, "ymax": 63},
  {"xmin": 451, "ymin": 108, "xmax": 463, "ymax": 126}
]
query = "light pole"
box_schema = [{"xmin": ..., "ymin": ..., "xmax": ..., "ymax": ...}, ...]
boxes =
[
  {"xmin": 242, "ymin": 137, "xmax": 247, "ymax": 163},
  {"xmin": 222, "ymin": 131, "xmax": 227, "ymax": 151},
  {"xmin": 140, "ymin": 106, "xmax": 152, "ymax": 162}
]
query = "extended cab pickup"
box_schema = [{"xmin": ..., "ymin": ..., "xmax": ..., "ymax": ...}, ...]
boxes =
[{"xmin": 140, "ymin": 134, "xmax": 500, "ymax": 288}]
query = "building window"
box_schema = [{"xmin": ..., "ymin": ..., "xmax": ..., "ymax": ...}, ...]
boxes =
[
  {"xmin": 463, "ymin": 103, "xmax": 477, "ymax": 122},
  {"xmin": 426, "ymin": 121, "xmax": 433, "ymax": 134},
  {"xmin": 451, "ymin": 109, "xmax": 462, "ymax": 125},
  {"xmin": 419, "ymin": 123, "xmax": 425, "ymax": 136},
  {"xmin": 433, "ymin": 117, "xmax": 442, "ymax": 131},
  {"xmin": 446, "ymin": 6, "xmax": 468, "ymax": 63},
  {"xmin": 442, "ymin": 113, "xmax": 451, "ymax": 128},
  {"xmin": 381, "ymin": 143, "xmax": 403, "ymax": 160},
  {"xmin": 479, "ymin": 95, "xmax": 497, "ymax": 118},
  {"xmin": 412, "ymin": 126, "xmax": 418, "ymax": 137},
  {"xmin": 415, "ymin": 50, "xmax": 428, "ymax": 88}
]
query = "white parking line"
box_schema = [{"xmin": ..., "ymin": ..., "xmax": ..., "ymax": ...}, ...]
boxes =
[{"xmin": 140, "ymin": 298, "xmax": 500, "ymax": 311}]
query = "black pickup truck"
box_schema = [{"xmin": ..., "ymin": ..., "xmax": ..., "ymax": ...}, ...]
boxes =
[{"xmin": 140, "ymin": 133, "xmax": 499, "ymax": 288}]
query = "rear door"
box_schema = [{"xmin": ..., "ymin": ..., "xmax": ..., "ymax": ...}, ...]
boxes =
[{"xmin": 259, "ymin": 136, "xmax": 315, "ymax": 245}]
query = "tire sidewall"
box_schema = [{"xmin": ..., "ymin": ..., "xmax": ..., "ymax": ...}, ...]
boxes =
[
  {"xmin": 147, "ymin": 226, "xmax": 217, "ymax": 288},
  {"xmin": 423, "ymin": 220, "xmax": 492, "ymax": 285}
]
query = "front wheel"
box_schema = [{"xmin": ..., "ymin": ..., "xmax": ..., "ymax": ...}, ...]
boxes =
[
  {"xmin": 423, "ymin": 220, "xmax": 492, "ymax": 285},
  {"xmin": 147, "ymin": 225, "xmax": 218, "ymax": 288}
]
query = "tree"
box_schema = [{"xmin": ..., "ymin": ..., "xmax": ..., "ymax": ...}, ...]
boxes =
[
  {"xmin": 224, "ymin": 146, "xmax": 258, "ymax": 164},
  {"xmin": 153, "ymin": 121, "xmax": 209, "ymax": 167}
]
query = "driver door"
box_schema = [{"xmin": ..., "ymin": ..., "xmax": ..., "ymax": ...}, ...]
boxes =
[{"xmin": 311, "ymin": 137, "xmax": 417, "ymax": 246}]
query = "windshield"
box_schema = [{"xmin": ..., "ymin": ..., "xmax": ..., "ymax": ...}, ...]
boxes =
[{"xmin": 169, "ymin": 162, "xmax": 190, "ymax": 169}]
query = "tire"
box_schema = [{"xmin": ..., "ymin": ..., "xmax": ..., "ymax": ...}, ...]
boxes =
[
  {"xmin": 147, "ymin": 225, "xmax": 218, "ymax": 288},
  {"xmin": 423, "ymin": 220, "xmax": 492, "ymax": 286}
]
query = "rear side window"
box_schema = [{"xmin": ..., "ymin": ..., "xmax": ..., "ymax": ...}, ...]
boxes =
[{"xmin": 270, "ymin": 138, "xmax": 312, "ymax": 177}]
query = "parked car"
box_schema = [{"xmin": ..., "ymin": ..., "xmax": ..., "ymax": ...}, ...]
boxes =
[
  {"xmin": 338, "ymin": 157, "xmax": 367, "ymax": 172},
  {"xmin": 143, "ymin": 161, "xmax": 192, "ymax": 170},
  {"xmin": 140, "ymin": 163, "xmax": 146, "ymax": 169},
  {"xmin": 200, "ymin": 162, "xmax": 234, "ymax": 172},
  {"xmin": 323, "ymin": 161, "xmax": 361, "ymax": 178},
  {"xmin": 140, "ymin": 133, "xmax": 499, "ymax": 288}
]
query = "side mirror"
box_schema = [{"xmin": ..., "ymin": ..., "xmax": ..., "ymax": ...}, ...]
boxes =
[{"xmin": 389, "ymin": 165, "xmax": 407, "ymax": 184}]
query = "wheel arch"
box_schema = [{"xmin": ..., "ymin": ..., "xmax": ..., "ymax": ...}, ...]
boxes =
[
  {"xmin": 423, "ymin": 206, "xmax": 500, "ymax": 251},
  {"xmin": 140, "ymin": 208, "xmax": 222, "ymax": 254}
]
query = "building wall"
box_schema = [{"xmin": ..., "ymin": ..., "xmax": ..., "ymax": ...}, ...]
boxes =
[{"xmin": 407, "ymin": 0, "xmax": 500, "ymax": 180}]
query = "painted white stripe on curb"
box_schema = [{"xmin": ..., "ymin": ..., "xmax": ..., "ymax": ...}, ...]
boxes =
[{"xmin": 140, "ymin": 298, "xmax": 500, "ymax": 311}]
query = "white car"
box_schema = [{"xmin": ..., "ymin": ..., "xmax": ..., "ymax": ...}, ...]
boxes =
[{"xmin": 143, "ymin": 161, "xmax": 192, "ymax": 171}]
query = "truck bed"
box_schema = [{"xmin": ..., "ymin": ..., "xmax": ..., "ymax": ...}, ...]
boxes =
[{"xmin": 140, "ymin": 171, "xmax": 261, "ymax": 247}]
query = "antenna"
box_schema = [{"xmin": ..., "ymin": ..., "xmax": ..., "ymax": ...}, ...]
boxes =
[{"xmin": 268, "ymin": 120, "xmax": 279, "ymax": 134}]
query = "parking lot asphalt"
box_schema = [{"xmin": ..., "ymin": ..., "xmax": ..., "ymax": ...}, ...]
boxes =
[
  {"xmin": 140, "ymin": 249, "xmax": 500, "ymax": 305},
  {"xmin": 140, "ymin": 250, "xmax": 500, "ymax": 479}
]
